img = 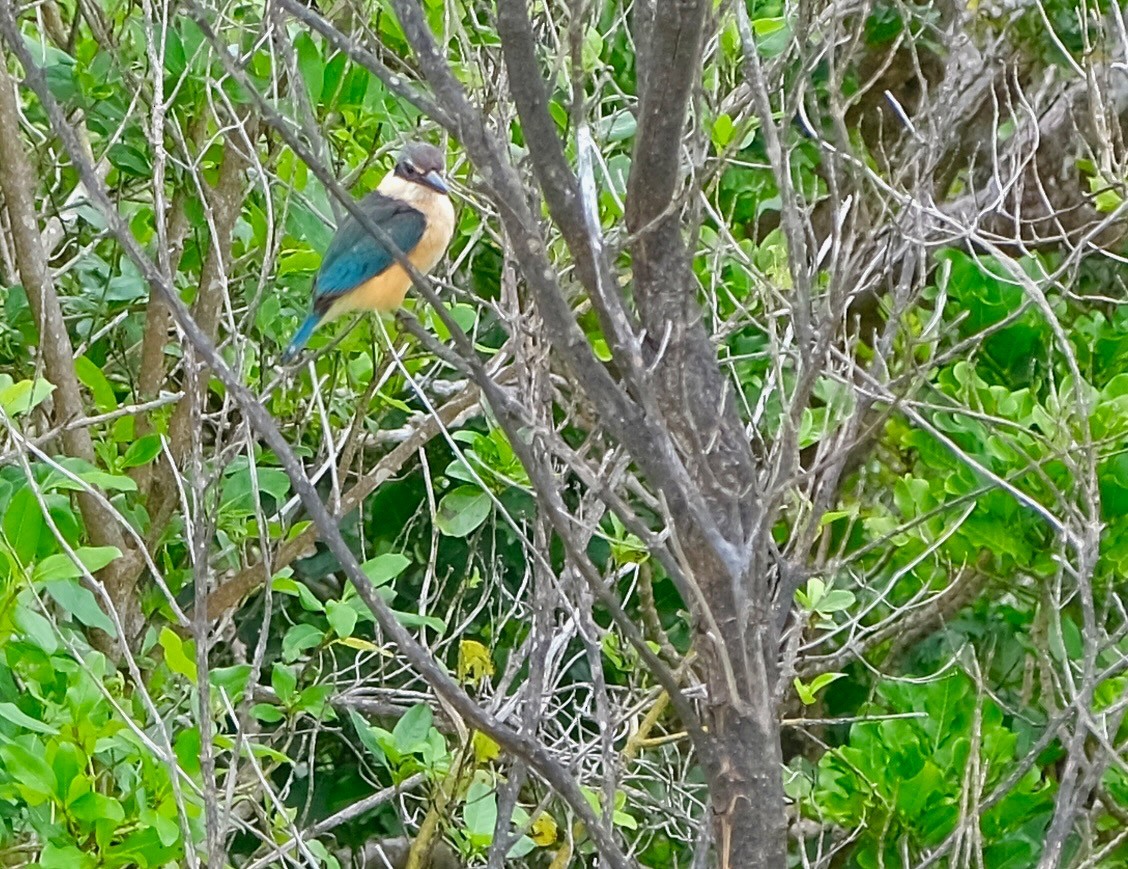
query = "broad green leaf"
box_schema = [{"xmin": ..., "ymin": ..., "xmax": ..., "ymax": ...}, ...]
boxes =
[
  {"xmin": 273, "ymin": 575, "xmax": 325, "ymax": 611},
  {"xmin": 272, "ymin": 663, "xmax": 298, "ymax": 704},
  {"xmin": 818, "ymin": 590, "xmax": 856, "ymax": 614},
  {"xmin": 392, "ymin": 703, "xmax": 433, "ymax": 754},
  {"xmin": 74, "ymin": 356, "xmax": 117, "ymax": 412},
  {"xmin": 13, "ymin": 605, "xmax": 58, "ymax": 654},
  {"xmin": 348, "ymin": 709, "xmax": 388, "ymax": 763},
  {"xmin": 69, "ymin": 790, "xmax": 125, "ymax": 823},
  {"xmin": 108, "ymin": 142, "xmax": 152, "ymax": 178},
  {"xmin": 278, "ymin": 248, "xmax": 321, "ymax": 275},
  {"xmin": 294, "ymin": 683, "xmax": 334, "ymax": 718},
  {"xmin": 294, "ymin": 32, "xmax": 324, "ymax": 103},
  {"xmin": 282, "ymin": 622, "xmax": 324, "ymax": 662},
  {"xmin": 159, "ymin": 627, "xmax": 197, "ymax": 680},
  {"xmin": 435, "ymin": 487, "xmax": 491, "ymax": 537},
  {"xmin": 712, "ymin": 113, "xmax": 735, "ymax": 148},
  {"xmin": 33, "ymin": 546, "xmax": 122, "ymax": 583},
  {"xmin": 43, "ymin": 459, "xmax": 137, "ymax": 493},
  {"xmin": 0, "ymin": 702, "xmax": 58, "ymax": 735},
  {"xmin": 392, "ymin": 610, "xmax": 446, "ymax": 632},
  {"xmin": 794, "ymin": 672, "xmax": 844, "ymax": 705},
  {"xmin": 139, "ymin": 807, "xmax": 180, "ymax": 848},
  {"xmin": 163, "ymin": 25, "xmax": 186, "ymax": 76},
  {"xmin": 463, "ymin": 776, "xmax": 497, "ymax": 846},
  {"xmin": 36, "ymin": 843, "xmax": 97, "ymax": 869},
  {"xmin": 326, "ymin": 599, "xmax": 357, "ymax": 639},
  {"xmin": 0, "ymin": 377, "xmax": 54, "ymax": 416},
  {"xmin": 0, "ymin": 740, "xmax": 56, "ymax": 804},
  {"xmin": 358, "ymin": 552, "xmax": 411, "ymax": 587},
  {"xmin": 252, "ymin": 704, "xmax": 284, "ymax": 723},
  {"xmin": 120, "ymin": 435, "xmax": 163, "ymax": 468},
  {"xmin": 210, "ymin": 664, "xmax": 253, "ymax": 698},
  {"xmin": 2, "ymin": 487, "xmax": 44, "ymax": 565},
  {"xmin": 44, "ymin": 579, "xmax": 116, "ymax": 637},
  {"xmin": 174, "ymin": 727, "xmax": 202, "ymax": 777},
  {"xmin": 580, "ymin": 26, "xmax": 603, "ymax": 71}
]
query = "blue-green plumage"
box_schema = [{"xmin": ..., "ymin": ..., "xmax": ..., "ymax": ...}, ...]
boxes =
[
  {"xmin": 312, "ymin": 193, "xmax": 426, "ymax": 303},
  {"xmin": 282, "ymin": 141, "xmax": 452, "ymax": 364},
  {"xmin": 282, "ymin": 193, "xmax": 426, "ymax": 363}
]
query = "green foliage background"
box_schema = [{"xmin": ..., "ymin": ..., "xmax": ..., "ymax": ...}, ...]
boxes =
[{"xmin": 1, "ymin": 0, "xmax": 1127, "ymax": 866}]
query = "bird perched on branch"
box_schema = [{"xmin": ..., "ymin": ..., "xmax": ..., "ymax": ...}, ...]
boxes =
[{"xmin": 281, "ymin": 142, "xmax": 455, "ymax": 363}]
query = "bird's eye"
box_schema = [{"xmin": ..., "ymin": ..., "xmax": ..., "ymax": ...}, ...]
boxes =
[{"xmin": 403, "ymin": 163, "xmax": 417, "ymax": 175}]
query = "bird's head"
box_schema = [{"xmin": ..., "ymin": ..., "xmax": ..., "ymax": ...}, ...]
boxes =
[{"xmin": 393, "ymin": 142, "xmax": 449, "ymax": 195}]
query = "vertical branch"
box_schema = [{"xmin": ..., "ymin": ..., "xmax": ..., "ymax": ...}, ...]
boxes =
[
  {"xmin": 0, "ymin": 65, "xmax": 142, "ymax": 642},
  {"xmin": 147, "ymin": 128, "xmax": 255, "ymax": 535}
]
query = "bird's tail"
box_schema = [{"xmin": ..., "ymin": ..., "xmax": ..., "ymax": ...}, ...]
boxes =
[{"xmin": 281, "ymin": 313, "xmax": 322, "ymax": 364}]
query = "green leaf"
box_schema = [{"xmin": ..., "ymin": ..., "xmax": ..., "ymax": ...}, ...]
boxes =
[
  {"xmin": 282, "ymin": 622, "xmax": 324, "ymax": 662},
  {"xmin": 0, "ymin": 740, "xmax": 56, "ymax": 804},
  {"xmin": 80, "ymin": 467, "xmax": 138, "ymax": 492},
  {"xmin": 210, "ymin": 664, "xmax": 253, "ymax": 698},
  {"xmin": 0, "ymin": 377, "xmax": 54, "ymax": 416},
  {"xmin": 43, "ymin": 459, "xmax": 138, "ymax": 493},
  {"xmin": 272, "ymin": 662, "xmax": 298, "ymax": 704},
  {"xmin": 392, "ymin": 610, "xmax": 447, "ymax": 632},
  {"xmin": 2, "ymin": 486, "xmax": 44, "ymax": 565},
  {"xmin": 120, "ymin": 435, "xmax": 163, "ymax": 468},
  {"xmin": 392, "ymin": 703, "xmax": 433, "ymax": 754},
  {"xmin": 580, "ymin": 26, "xmax": 604, "ymax": 71},
  {"xmin": 159, "ymin": 626, "xmax": 197, "ymax": 681},
  {"xmin": 294, "ymin": 683, "xmax": 333, "ymax": 718},
  {"xmin": 13, "ymin": 605, "xmax": 58, "ymax": 654},
  {"xmin": 613, "ymin": 807, "xmax": 638, "ymax": 830},
  {"xmin": 712, "ymin": 113, "xmax": 735, "ymax": 148},
  {"xmin": 358, "ymin": 552, "xmax": 411, "ymax": 587},
  {"xmin": 252, "ymin": 704, "xmax": 284, "ymax": 723},
  {"xmin": 74, "ymin": 356, "xmax": 117, "ymax": 412},
  {"xmin": 273, "ymin": 575, "xmax": 325, "ymax": 612},
  {"xmin": 348, "ymin": 708, "xmax": 386, "ymax": 762},
  {"xmin": 278, "ymin": 247, "xmax": 322, "ymax": 275},
  {"xmin": 36, "ymin": 843, "xmax": 97, "ymax": 869},
  {"xmin": 44, "ymin": 579, "xmax": 117, "ymax": 637},
  {"xmin": 221, "ymin": 463, "xmax": 290, "ymax": 516},
  {"xmin": 0, "ymin": 701, "xmax": 58, "ymax": 735},
  {"xmin": 174, "ymin": 727, "xmax": 202, "ymax": 777},
  {"xmin": 33, "ymin": 546, "xmax": 122, "ymax": 583},
  {"xmin": 597, "ymin": 112, "xmax": 636, "ymax": 142},
  {"xmin": 139, "ymin": 807, "xmax": 180, "ymax": 848},
  {"xmin": 431, "ymin": 302, "xmax": 478, "ymax": 341},
  {"xmin": 69, "ymin": 790, "xmax": 125, "ymax": 823},
  {"xmin": 294, "ymin": 32, "xmax": 324, "ymax": 103},
  {"xmin": 435, "ymin": 487, "xmax": 491, "ymax": 537},
  {"xmin": 163, "ymin": 26, "xmax": 186, "ymax": 76},
  {"xmin": 326, "ymin": 599, "xmax": 358, "ymax": 638},
  {"xmin": 108, "ymin": 142, "xmax": 152, "ymax": 177},
  {"xmin": 818, "ymin": 589, "xmax": 855, "ymax": 614},
  {"xmin": 463, "ymin": 776, "xmax": 497, "ymax": 846},
  {"xmin": 794, "ymin": 672, "xmax": 845, "ymax": 705}
]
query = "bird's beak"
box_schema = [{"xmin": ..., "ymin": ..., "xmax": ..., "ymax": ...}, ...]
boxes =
[{"xmin": 422, "ymin": 169, "xmax": 449, "ymax": 195}]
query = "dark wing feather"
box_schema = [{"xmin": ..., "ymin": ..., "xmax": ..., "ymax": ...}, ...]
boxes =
[{"xmin": 312, "ymin": 192, "xmax": 426, "ymax": 311}]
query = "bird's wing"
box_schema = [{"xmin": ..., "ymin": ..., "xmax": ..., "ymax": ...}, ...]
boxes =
[{"xmin": 313, "ymin": 192, "xmax": 426, "ymax": 309}]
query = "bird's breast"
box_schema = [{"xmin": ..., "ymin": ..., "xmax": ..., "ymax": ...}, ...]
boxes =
[{"xmin": 412, "ymin": 195, "xmax": 456, "ymax": 273}]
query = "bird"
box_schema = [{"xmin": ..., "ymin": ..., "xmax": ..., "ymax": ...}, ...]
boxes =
[{"xmin": 281, "ymin": 142, "xmax": 456, "ymax": 363}]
